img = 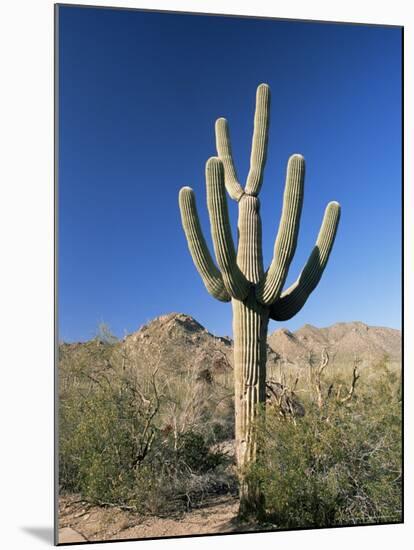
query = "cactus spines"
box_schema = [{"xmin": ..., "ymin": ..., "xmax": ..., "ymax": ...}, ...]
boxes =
[{"xmin": 179, "ymin": 83, "xmax": 341, "ymax": 518}]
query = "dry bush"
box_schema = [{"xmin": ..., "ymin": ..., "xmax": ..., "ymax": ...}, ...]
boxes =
[
  {"xmin": 58, "ymin": 333, "xmax": 235, "ymax": 515},
  {"xmin": 249, "ymin": 357, "xmax": 402, "ymax": 528}
]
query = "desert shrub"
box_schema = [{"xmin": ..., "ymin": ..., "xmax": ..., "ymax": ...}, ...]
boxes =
[
  {"xmin": 59, "ymin": 341, "xmax": 233, "ymax": 515},
  {"xmin": 60, "ymin": 372, "xmax": 157, "ymax": 503},
  {"xmin": 211, "ymin": 420, "xmax": 233, "ymax": 441},
  {"xmin": 177, "ymin": 431, "xmax": 227, "ymax": 473},
  {"xmin": 249, "ymin": 365, "xmax": 402, "ymax": 528}
]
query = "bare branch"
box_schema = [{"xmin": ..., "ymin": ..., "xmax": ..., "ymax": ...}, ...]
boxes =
[{"xmin": 339, "ymin": 357, "xmax": 361, "ymax": 403}]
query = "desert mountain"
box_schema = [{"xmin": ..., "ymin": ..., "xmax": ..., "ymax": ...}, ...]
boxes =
[
  {"xmin": 122, "ymin": 313, "xmax": 235, "ymax": 376},
  {"xmin": 60, "ymin": 315, "xmax": 401, "ymax": 378},
  {"xmin": 124, "ymin": 313, "xmax": 287, "ymax": 374},
  {"xmin": 268, "ymin": 321, "xmax": 401, "ymax": 368}
]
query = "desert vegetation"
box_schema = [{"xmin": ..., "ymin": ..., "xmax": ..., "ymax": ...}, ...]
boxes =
[
  {"xmin": 59, "ymin": 325, "xmax": 236, "ymax": 517},
  {"xmin": 58, "ymin": 320, "xmax": 402, "ymax": 536},
  {"xmin": 251, "ymin": 354, "xmax": 402, "ymax": 527}
]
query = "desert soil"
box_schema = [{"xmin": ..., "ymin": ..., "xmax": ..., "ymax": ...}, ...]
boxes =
[{"xmin": 58, "ymin": 494, "xmax": 243, "ymax": 543}]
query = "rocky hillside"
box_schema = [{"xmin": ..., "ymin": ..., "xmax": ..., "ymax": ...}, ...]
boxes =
[
  {"xmin": 60, "ymin": 315, "xmax": 401, "ymax": 378},
  {"xmin": 122, "ymin": 312, "xmax": 234, "ymax": 376},
  {"xmin": 268, "ymin": 321, "xmax": 401, "ymax": 368}
]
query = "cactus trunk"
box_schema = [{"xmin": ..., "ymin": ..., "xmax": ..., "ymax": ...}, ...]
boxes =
[{"xmin": 233, "ymin": 291, "xmax": 269, "ymax": 518}]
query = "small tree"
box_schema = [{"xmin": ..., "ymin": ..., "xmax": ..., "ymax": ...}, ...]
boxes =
[{"xmin": 179, "ymin": 83, "xmax": 341, "ymax": 519}]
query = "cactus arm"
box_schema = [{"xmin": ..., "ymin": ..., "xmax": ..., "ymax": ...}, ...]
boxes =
[
  {"xmin": 179, "ymin": 186, "xmax": 231, "ymax": 302},
  {"xmin": 245, "ymin": 83, "xmax": 271, "ymax": 196},
  {"xmin": 269, "ymin": 201, "xmax": 341, "ymax": 321},
  {"xmin": 215, "ymin": 118, "xmax": 245, "ymax": 201},
  {"xmin": 256, "ymin": 154, "xmax": 305, "ymax": 305},
  {"xmin": 206, "ymin": 157, "xmax": 250, "ymax": 300}
]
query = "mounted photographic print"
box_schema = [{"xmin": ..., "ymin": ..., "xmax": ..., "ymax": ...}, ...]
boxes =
[{"xmin": 55, "ymin": 4, "xmax": 403, "ymax": 545}]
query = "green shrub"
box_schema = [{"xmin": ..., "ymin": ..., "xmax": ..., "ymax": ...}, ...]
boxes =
[
  {"xmin": 249, "ymin": 367, "xmax": 402, "ymax": 528},
  {"xmin": 177, "ymin": 431, "xmax": 226, "ymax": 473}
]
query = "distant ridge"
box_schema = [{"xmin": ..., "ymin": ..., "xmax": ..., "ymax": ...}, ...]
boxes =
[
  {"xmin": 60, "ymin": 314, "xmax": 401, "ymax": 374},
  {"xmin": 268, "ymin": 321, "xmax": 401, "ymax": 367},
  {"xmin": 138, "ymin": 315, "xmax": 401, "ymax": 368}
]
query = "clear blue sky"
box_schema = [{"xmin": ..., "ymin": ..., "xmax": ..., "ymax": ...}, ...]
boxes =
[{"xmin": 58, "ymin": 6, "xmax": 402, "ymax": 342}]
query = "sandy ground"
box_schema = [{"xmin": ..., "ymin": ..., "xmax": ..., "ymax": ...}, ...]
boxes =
[{"xmin": 58, "ymin": 493, "xmax": 244, "ymax": 543}]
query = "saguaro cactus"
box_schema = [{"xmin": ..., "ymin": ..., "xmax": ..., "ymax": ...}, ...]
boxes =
[{"xmin": 179, "ymin": 83, "xmax": 341, "ymax": 518}]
